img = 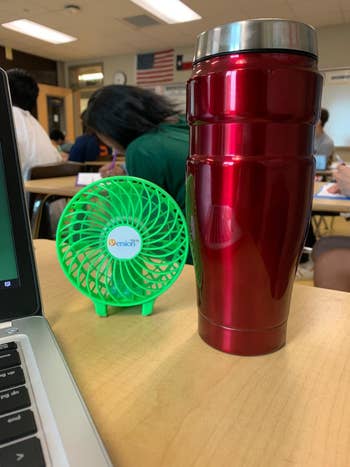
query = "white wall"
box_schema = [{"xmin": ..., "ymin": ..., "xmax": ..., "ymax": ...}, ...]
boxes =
[
  {"xmin": 64, "ymin": 46, "xmax": 193, "ymax": 87},
  {"xmin": 317, "ymin": 24, "xmax": 350, "ymax": 157},
  {"xmin": 318, "ymin": 23, "xmax": 350, "ymax": 70},
  {"xmin": 63, "ymin": 24, "xmax": 350, "ymax": 87},
  {"xmin": 63, "ymin": 53, "xmax": 134, "ymax": 87},
  {"xmin": 63, "ymin": 24, "xmax": 350, "ymax": 144},
  {"xmin": 64, "ymin": 46, "xmax": 194, "ymax": 135}
]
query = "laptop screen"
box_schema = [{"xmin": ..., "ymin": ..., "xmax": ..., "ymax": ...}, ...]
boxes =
[
  {"xmin": 0, "ymin": 144, "xmax": 19, "ymax": 289},
  {"xmin": 315, "ymin": 155, "xmax": 327, "ymax": 171},
  {"xmin": 0, "ymin": 68, "xmax": 41, "ymax": 319}
]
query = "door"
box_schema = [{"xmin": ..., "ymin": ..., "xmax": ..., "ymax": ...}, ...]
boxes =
[{"xmin": 37, "ymin": 84, "xmax": 75, "ymax": 143}]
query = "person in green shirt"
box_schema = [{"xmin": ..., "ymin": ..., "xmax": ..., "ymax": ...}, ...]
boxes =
[{"xmin": 84, "ymin": 85, "xmax": 189, "ymax": 215}]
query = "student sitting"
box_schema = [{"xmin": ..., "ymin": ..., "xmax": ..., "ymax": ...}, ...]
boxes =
[
  {"xmin": 313, "ymin": 165, "xmax": 350, "ymax": 291},
  {"xmin": 84, "ymin": 85, "xmax": 189, "ymax": 217},
  {"xmin": 7, "ymin": 68, "xmax": 62, "ymax": 180},
  {"xmin": 68, "ymin": 111, "xmax": 111, "ymax": 163},
  {"xmin": 49, "ymin": 129, "xmax": 73, "ymax": 160}
]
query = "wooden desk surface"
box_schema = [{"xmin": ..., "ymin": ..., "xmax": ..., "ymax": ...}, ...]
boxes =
[
  {"xmin": 24, "ymin": 168, "xmax": 124, "ymax": 197},
  {"xmin": 315, "ymin": 169, "xmax": 333, "ymax": 176},
  {"xmin": 84, "ymin": 160, "xmax": 125, "ymax": 167},
  {"xmin": 24, "ymin": 177, "xmax": 350, "ymax": 215},
  {"xmin": 313, "ymin": 181, "xmax": 350, "ymax": 213},
  {"xmin": 24, "ymin": 176, "xmax": 80, "ymax": 197},
  {"xmin": 84, "ymin": 160, "xmax": 108, "ymax": 166},
  {"xmin": 35, "ymin": 239, "xmax": 350, "ymax": 467}
]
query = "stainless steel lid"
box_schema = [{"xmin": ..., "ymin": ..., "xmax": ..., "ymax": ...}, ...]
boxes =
[{"xmin": 194, "ymin": 18, "xmax": 318, "ymax": 63}]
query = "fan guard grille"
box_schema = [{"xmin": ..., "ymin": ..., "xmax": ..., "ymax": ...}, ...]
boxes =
[{"xmin": 56, "ymin": 176, "xmax": 189, "ymax": 307}]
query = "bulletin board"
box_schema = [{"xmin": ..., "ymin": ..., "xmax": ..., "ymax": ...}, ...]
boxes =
[
  {"xmin": 321, "ymin": 69, "xmax": 350, "ymax": 147},
  {"xmin": 163, "ymin": 84, "xmax": 187, "ymax": 114},
  {"xmin": 144, "ymin": 83, "xmax": 187, "ymax": 114}
]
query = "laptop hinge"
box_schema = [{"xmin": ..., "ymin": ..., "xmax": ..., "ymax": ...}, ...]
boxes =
[{"xmin": 0, "ymin": 321, "xmax": 12, "ymax": 329}]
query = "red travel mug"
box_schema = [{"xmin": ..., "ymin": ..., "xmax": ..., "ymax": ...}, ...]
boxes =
[{"xmin": 186, "ymin": 19, "xmax": 323, "ymax": 355}]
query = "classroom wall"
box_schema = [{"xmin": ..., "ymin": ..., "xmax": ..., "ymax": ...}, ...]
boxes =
[
  {"xmin": 63, "ymin": 24, "xmax": 350, "ymax": 87},
  {"xmin": 317, "ymin": 24, "xmax": 350, "ymax": 160},
  {"xmin": 63, "ymin": 45, "xmax": 193, "ymax": 87},
  {"xmin": 318, "ymin": 23, "xmax": 350, "ymax": 70},
  {"xmin": 63, "ymin": 23, "xmax": 350, "ymax": 149},
  {"xmin": 66, "ymin": 53, "xmax": 137, "ymax": 86}
]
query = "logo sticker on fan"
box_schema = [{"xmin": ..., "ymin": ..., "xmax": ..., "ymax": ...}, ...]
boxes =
[{"xmin": 107, "ymin": 226, "xmax": 142, "ymax": 260}]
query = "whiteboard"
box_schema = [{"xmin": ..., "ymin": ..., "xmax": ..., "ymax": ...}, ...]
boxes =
[{"xmin": 321, "ymin": 69, "xmax": 350, "ymax": 147}]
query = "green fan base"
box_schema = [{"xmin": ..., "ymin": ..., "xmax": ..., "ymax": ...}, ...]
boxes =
[{"xmin": 93, "ymin": 299, "xmax": 155, "ymax": 317}]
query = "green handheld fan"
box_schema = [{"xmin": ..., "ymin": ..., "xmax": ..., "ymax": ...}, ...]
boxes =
[{"xmin": 56, "ymin": 176, "xmax": 189, "ymax": 317}]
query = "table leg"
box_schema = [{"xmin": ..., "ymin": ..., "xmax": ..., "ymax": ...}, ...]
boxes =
[{"xmin": 31, "ymin": 194, "xmax": 51, "ymax": 239}]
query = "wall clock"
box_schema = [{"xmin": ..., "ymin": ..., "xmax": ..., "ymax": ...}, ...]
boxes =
[{"xmin": 113, "ymin": 71, "xmax": 127, "ymax": 85}]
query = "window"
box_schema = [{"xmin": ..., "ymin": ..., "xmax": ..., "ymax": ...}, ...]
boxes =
[{"xmin": 69, "ymin": 64, "xmax": 103, "ymax": 89}]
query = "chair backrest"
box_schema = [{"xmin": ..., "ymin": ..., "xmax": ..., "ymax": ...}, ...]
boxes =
[
  {"xmin": 28, "ymin": 162, "xmax": 83, "ymax": 239},
  {"xmin": 29, "ymin": 161, "xmax": 83, "ymax": 180}
]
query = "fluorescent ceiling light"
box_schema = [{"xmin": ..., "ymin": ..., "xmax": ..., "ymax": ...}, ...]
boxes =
[
  {"xmin": 130, "ymin": 0, "xmax": 201, "ymax": 24},
  {"xmin": 78, "ymin": 72, "xmax": 104, "ymax": 81},
  {"xmin": 1, "ymin": 19, "xmax": 77, "ymax": 44}
]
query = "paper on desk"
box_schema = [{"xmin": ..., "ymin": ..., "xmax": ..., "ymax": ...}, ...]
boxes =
[
  {"xmin": 315, "ymin": 182, "xmax": 350, "ymax": 199},
  {"xmin": 76, "ymin": 172, "xmax": 102, "ymax": 186}
]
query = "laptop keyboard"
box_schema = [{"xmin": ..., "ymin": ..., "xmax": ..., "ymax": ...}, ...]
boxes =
[{"xmin": 0, "ymin": 342, "xmax": 46, "ymax": 466}]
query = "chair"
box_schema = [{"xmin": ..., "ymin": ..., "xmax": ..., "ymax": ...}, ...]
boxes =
[
  {"xmin": 312, "ymin": 210, "xmax": 337, "ymax": 238},
  {"xmin": 28, "ymin": 162, "xmax": 83, "ymax": 239}
]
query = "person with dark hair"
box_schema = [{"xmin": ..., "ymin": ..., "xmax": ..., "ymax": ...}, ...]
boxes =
[
  {"xmin": 68, "ymin": 110, "xmax": 111, "ymax": 163},
  {"xmin": 7, "ymin": 68, "xmax": 62, "ymax": 180},
  {"xmin": 49, "ymin": 129, "xmax": 72, "ymax": 159},
  {"xmin": 314, "ymin": 107, "xmax": 334, "ymax": 158},
  {"xmin": 85, "ymin": 85, "xmax": 189, "ymax": 215},
  {"xmin": 49, "ymin": 129, "xmax": 65, "ymax": 145},
  {"xmin": 68, "ymin": 132, "xmax": 111, "ymax": 163},
  {"xmin": 297, "ymin": 108, "xmax": 336, "ymax": 280}
]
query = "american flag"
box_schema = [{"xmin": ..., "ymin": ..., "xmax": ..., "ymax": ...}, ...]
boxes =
[{"xmin": 136, "ymin": 49, "xmax": 174, "ymax": 86}]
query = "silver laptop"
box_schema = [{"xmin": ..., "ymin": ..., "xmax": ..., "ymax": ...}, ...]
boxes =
[{"xmin": 0, "ymin": 68, "xmax": 112, "ymax": 466}]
